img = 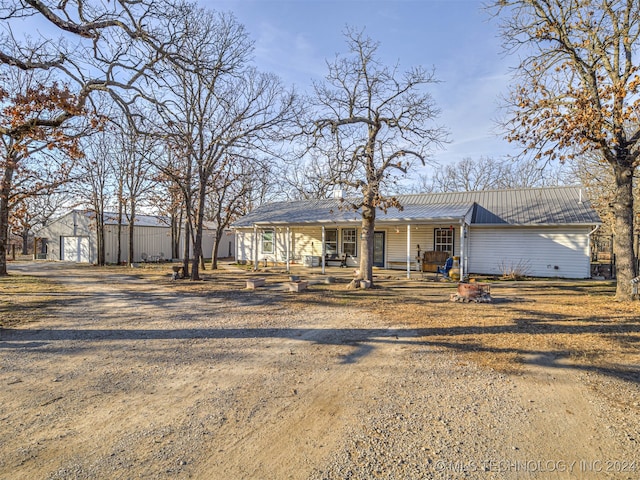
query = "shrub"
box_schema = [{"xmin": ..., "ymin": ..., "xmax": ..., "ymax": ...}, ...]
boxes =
[{"xmin": 497, "ymin": 259, "xmax": 531, "ymax": 280}]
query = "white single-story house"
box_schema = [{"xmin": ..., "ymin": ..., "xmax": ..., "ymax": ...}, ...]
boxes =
[
  {"xmin": 36, "ymin": 210, "xmax": 235, "ymax": 264},
  {"xmin": 232, "ymin": 186, "xmax": 601, "ymax": 279}
]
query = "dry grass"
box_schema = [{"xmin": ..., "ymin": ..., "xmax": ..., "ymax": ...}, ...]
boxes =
[
  {"xmin": 345, "ymin": 281, "xmax": 640, "ymax": 378},
  {"xmin": 3, "ymin": 264, "xmax": 639, "ymax": 382},
  {"xmin": 187, "ymin": 267, "xmax": 640, "ymax": 380},
  {"xmin": 0, "ymin": 274, "xmax": 67, "ymax": 328}
]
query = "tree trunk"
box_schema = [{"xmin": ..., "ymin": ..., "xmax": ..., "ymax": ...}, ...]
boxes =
[
  {"xmin": 128, "ymin": 204, "xmax": 136, "ymax": 266},
  {"xmin": 182, "ymin": 221, "xmax": 191, "ymax": 278},
  {"xmin": 211, "ymin": 229, "xmax": 223, "ymax": 270},
  {"xmin": 98, "ymin": 212, "xmax": 105, "ymax": 266},
  {"xmin": 0, "ymin": 162, "xmax": 14, "ymax": 276},
  {"xmin": 93, "ymin": 203, "xmax": 106, "ymax": 266},
  {"xmin": 190, "ymin": 192, "xmax": 206, "ymax": 281},
  {"xmin": 171, "ymin": 212, "xmax": 181, "ymax": 260},
  {"xmin": 21, "ymin": 227, "xmax": 29, "ymax": 255},
  {"xmin": 358, "ymin": 202, "xmax": 376, "ymax": 286},
  {"xmin": 116, "ymin": 200, "xmax": 123, "ymax": 265},
  {"xmin": 612, "ymin": 164, "xmax": 637, "ymax": 300},
  {"xmin": 95, "ymin": 215, "xmax": 105, "ymax": 266}
]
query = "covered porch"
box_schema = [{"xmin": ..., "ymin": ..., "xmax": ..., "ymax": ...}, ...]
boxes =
[{"xmin": 236, "ymin": 219, "xmax": 470, "ymax": 280}]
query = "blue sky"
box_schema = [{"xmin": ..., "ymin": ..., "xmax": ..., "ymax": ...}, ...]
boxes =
[
  {"xmin": 6, "ymin": 1, "xmax": 520, "ymax": 170},
  {"xmin": 209, "ymin": 0, "xmax": 521, "ymax": 168}
]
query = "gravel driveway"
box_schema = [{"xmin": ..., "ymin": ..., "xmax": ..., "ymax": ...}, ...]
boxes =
[{"xmin": 1, "ymin": 262, "xmax": 638, "ymax": 479}]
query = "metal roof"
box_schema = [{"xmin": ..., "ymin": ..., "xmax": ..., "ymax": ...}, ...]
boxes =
[
  {"xmin": 70, "ymin": 211, "xmax": 172, "ymax": 228},
  {"xmin": 233, "ymin": 200, "xmax": 475, "ymax": 227},
  {"xmin": 78, "ymin": 211, "xmax": 217, "ymax": 229},
  {"xmin": 233, "ymin": 186, "xmax": 601, "ymax": 227}
]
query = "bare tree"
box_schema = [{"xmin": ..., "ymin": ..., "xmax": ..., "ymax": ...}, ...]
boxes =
[
  {"xmin": 0, "ymin": 69, "xmax": 88, "ymax": 274},
  {"xmin": 491, "ymin": 0, "xmax": 640, "ymax": 300},
  {"xmin": 12, "ymin": 190, "xmax": 73, "ymax": 255},
  {"xmin": 307, "ymin": 28, "xmax": 448, "ymax": 286},
  {"xmin": 569, "ymin": 152, "xmax": 640, "ymax": 238},
  {"xmin": 433, "ymin": 157, "xmax": 504, "ymax": 192},
  {"xmin": 113, "ymin": 127, "xmax": 157, "ymax": 266},
  {"xmin": 280, "ymin": 149, "xmax": 360, "ymax": 200},
  {"xmin": 148, "ymin": 8, "xmax": 296, "ymax": 280},
  {"xmin": 75, "ymin": 127, "xmax": 118, "ymax": 266},
  {"xmin": 206, "ymin": 154, "xmax": 273, "ymax": 269},
  {"xmin": 149, "ymin": 163, "xmax": 185, "ymax": 261},
  {"xmin": 0, "ymin": 0, "xmax": 194, "ymax": 274},
  {"xmin": 421, "ymin": 156, "xmax": 569, "ymax": 193}
]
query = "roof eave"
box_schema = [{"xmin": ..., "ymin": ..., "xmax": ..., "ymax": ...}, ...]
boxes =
[{"xmin": 470, "ymin": 222, "xmax": 602, "ymax": 227}]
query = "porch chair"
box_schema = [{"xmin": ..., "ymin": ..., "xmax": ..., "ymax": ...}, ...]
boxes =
[{"xmin": 437, "ymin": 256, "xmax": 454, "ymax": 279}]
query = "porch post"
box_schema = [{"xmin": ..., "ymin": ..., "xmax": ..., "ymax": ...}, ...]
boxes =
[
  {"xmin": 286, "ymin": 226, "xmax": 290, "ymax": 273},
  {"xmin": 253, "ymin": 225, "xmax": 258, "ymax": 271},
  {"xmin": 235, "ymin": 230, "xmax": 239, "ymax": 265},
  {"xmin": 406, "ymin": 224, "xmax": 411, "ymax": 279},
  {"xmin": 321, "ymin": 226, "xmax": 326, "ymax": 274},
  {"xmin": 459, "ymin": 223, "xmax": 465, "ymax": 279}
]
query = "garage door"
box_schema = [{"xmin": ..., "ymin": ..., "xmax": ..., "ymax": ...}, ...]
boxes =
[{"xmin": 61, "ymin": 236, "xmax": 90, "ymax": 263}]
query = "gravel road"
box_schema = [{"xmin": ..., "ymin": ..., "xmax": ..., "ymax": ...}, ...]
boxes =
[{"xmin": 1, "ymin": 262, "xmax": 638, "ymax": 479}]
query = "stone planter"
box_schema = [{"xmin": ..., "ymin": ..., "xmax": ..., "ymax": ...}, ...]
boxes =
[{"xmin": 288, "ymin": 281, "xmax": 308, "ymax": 292}]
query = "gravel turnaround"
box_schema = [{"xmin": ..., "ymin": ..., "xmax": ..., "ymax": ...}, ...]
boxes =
[{"xmin": 1, "ymin": 262, "xmax": 638, "ymax": 479}]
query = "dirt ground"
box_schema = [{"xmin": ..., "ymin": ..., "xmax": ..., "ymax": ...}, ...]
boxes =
[{"xmin": 1, "ymin": 261, "xmax": 639, "ymax": 479}]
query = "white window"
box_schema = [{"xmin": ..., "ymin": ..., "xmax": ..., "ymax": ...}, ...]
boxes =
[
  {"xmin": 434, "ymin": 227, "xmax": 454, "ymax": 254},
  {"xmin": 342, "ymin": 228, "xmax": 357, "ymax": 256},
  {"xmin": 324, "ymin": 229, "xmax": 338, "ymax": 255},
  {"xmin": 262, "ymin": 229, "xmax": 274, "ymax": 254}
]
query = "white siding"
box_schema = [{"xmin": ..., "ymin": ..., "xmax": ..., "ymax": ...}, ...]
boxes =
[
  {"xmin": 385, "ymin": 225, "xmax": 455, "ymax": 267},
  {"xmin": 236, "ymin": 226, "xmax": 327, "ymax": 265},
  {"xmin": 177, "ymin": 228, "xmax": 232, "ymax": 261},
  {"xmin": 236, "ymin": 229, "xmax": 255, "ymax": 264},
  {"xmin": 292, "ymin": 227, "xmax": 321, "ymax": 260},
  {"xmin": 217, "ymin": 230, "xmax": 236, "ymax": 258},
  {"xmin": 468, "ymin": 226, "xmax": 591, "ymax": 278},
  {"xmin": 236, "ymin": 226, "xmax": 363, "ymax": 267}
]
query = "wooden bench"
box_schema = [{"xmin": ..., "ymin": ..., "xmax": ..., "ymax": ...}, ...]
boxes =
[
  {"xmin": 422, "ymin": 251, "xmax": 450, "ymax": 273},
  {"xmin": 324, "ymin": 254, "xmax": 347, "ymax": 267},
  {"xmin": 246, "ymin": 277, "xmax": 266, "ymax": 289}
]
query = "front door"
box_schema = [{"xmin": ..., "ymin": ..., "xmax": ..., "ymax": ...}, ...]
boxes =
[{"xmin": 373, "ymin": 231, "xmax": 385, "ymax": 267}]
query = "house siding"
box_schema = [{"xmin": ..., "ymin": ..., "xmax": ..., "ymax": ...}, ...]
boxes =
[
  {"xmin": 468, "ymin": 226, "xmax": 591, "ymax": 278},
  {"xmin": 236, "ymin": 226, "xmax": 363, "ymax": 267},
  {"xmin": 237, "ymin": 224, "xmax": 593, "ymax": 278},
  {"xmin": 385, "ymin": 225, "xmax": 461, "ymax": 267},
  {"xmin": 237, "ymin": 224, "xmax": 464, "ymax": 269}
]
